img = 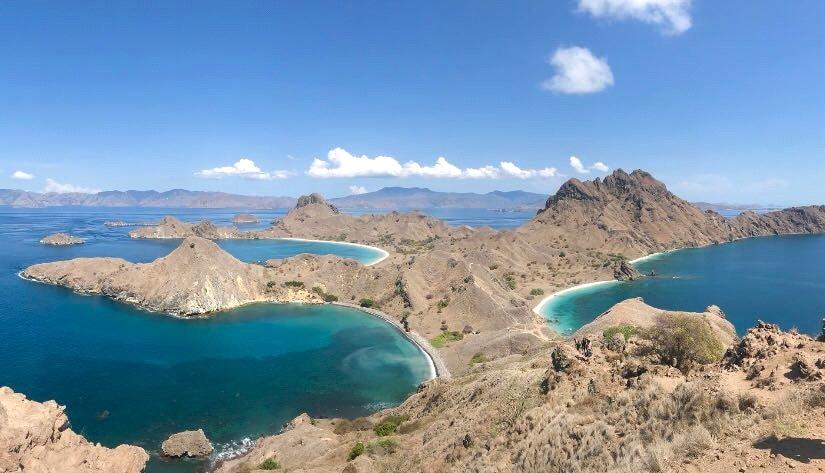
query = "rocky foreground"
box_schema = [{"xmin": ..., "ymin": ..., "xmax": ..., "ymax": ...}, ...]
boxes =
[
  {"xmin": 216, "ymin": 302, "xmax": 825, "ymax": 472},
  {"xmin": 0, "ymin": 387, "xmax": 148, "ymax": 472}
]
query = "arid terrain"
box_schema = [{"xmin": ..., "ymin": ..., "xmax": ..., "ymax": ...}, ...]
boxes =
[{"xmin": 7, "ymin": 169, "xmax": 825, "ymax": 472}]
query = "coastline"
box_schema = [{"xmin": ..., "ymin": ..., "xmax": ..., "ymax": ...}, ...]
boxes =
[
  {"xmin": 531, "ymin": 280, "xmax": 620, "ymax": 320},
  {"xmin": 277, "ymin": 237, "xmax": 390, "ymax": 266},
  {"xmin": 332, "ymin": 302, "xmax": 450, "ymax": 380}
]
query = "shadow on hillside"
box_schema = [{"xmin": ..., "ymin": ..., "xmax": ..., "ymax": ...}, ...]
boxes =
[{"xmin": 754, "ymin": 435, "xmax": 825, "ymax": 463}]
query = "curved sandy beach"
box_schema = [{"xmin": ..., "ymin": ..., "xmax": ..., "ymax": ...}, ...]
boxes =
[
  {"xmin": 276, "ymin": 237, "xmax": 390, "ymax": 266},
  {"xmin": 333, "ymin": 302, "xmax": 450, "ymax": 380}
]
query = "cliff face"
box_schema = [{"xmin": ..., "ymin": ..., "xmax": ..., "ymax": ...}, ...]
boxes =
[{"xmin": 0, "ymin": 387, "xmax": 148, "ymax": 472}]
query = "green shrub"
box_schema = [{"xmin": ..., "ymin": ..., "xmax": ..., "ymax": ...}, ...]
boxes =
[
  {"xmin": 366, "ymin": 438, "xmax": 398, "ymax": 455},
  {"xmin": 603, "ymin": 324, "xmax": 639, "ymax": 341},
  {"xmin": 323, "ymin": 293, "xmax": 338, "ymax": 302},
  {"xmin": 430, "ymin": 331, "xmax": 463, "ymax": 348},
  {"xmin": 259, "ymin": 457, "xmax": 280, "ymax": 470},
  {"xmin": 284, "ymin": 280, "xmax": 304, "ymax": 288},
  {"xmin": 469, "ymin": 352, "xmax": 487, "ymax": 365},
  {"xmin": 347, "ymin": 442, "xmax": 365, "ymax": 461},
  {"xmin": 373, "ymin": 415, "xmax": 409, "ymax": 436},
  {"xmin": 529, "ymin": 288, "xmax": 545, "ymax": 296},
  {"xmin": 645, "ymin": 312, "xmax": 725, "ymax": 371},
  {"xmin": 436, "ymin": 298, "xmax": 449, "ymax": 309},
  {"xmin": 503, "ymin": 274, "xmax": 517, "ymax": 290},
  {"xmin": 359, "ymin": 298, "xmax": 376, "ymax": 308}
]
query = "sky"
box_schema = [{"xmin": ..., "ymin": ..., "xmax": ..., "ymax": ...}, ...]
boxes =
[{"xmin": 0, "ymin": 0, "xmax": 822, "ymax": 204}]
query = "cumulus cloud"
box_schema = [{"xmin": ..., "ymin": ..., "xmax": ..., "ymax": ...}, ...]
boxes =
[
  {"xmin": 500, "ymin": 162, "xmax": 559, "ymax": 179},
  {"xmin": 577, "ymin": 0, "xmax": 692, "ymax": 35},
  {"xmin": 11, "ymin": 170, "xmax": 34, "ymax": 180},
  {"xmin": 569, "ymin": 156, "xmax": 610, "ymax": 174},
  {"xmin": 44, "ymin": 178, "xmax": 100, "ymax": 194},
  {"xmin": 542, "ymin": 46, "xmax": 614, "ymax": 94},
  {"xmin": 307, "ymin": 148, "xmax": 561, "ymax": 180},
  {"xmin": 196, "ymin": 158, "xmax": 290, "ymax": 180},
  {"xmin": 348, "ymin": 185, "xmax": 368, "ymax": 195}
]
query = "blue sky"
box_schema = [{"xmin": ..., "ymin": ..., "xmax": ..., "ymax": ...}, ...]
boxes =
[{"xmin": 1, "ymin": 1, "xmax": 822, "ymax": 204}]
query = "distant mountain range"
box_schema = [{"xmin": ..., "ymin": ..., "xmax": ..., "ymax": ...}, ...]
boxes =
[
  {"xmin": 330, "ymin": 187, "xmax": 547, "ymax": 210},
  {"xmin": 0, "ymin": 187, "xmax": 549, "ymax": 210},
  {"xmin": 0, "ymin": 189, "xmax": 297, "ymax": 209},
  {"xmin": 0, "ymin": 187, "xmax": 778, "ymax": 212}
]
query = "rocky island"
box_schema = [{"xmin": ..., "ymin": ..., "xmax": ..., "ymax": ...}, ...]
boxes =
[
  {"xmin": 39, "ymin": 232, "xmax": 84, "ymax": 245},
  {"xmin": 232, "ymin": 213, "xmax": 259, "ymax": 224}
]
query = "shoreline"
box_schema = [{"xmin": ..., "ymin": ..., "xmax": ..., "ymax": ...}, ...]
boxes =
[
  {"xmin": 21, "ymin": 268, "xmax": 445, "ymax": 379},
  {"xmin": 531, "ymin": 280, "xmax": 620, "ymax": 319},
  {"xmin": 276, "ymin": 237, "xmax": 390, "ymax": 266},
  {"xmin": 332, "ymin": 302, "xmax": 450, "ymax": 380}
]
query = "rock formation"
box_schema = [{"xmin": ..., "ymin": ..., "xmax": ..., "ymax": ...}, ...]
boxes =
[
  {"xmin": 160, "ymin": 429, "xmax": 213, "ymax": 458},
  {"xmin": 0, "ymin": 387, "xmax": 148, "ymax": 472},
  {"xmin": 40, "ymin": 233, "xmax": 84, "ymax": 245},
  {"xmin": 612, "ymin": 259, "xmax": 641, "ymax": 281},
  {"xmin": 296, "ymin": 192, "xmax": 339, "ymax": 214},
  {"xmin": 232, "ymin": 213, "xmax": 259, "ymax": 224},
  {"xmin": 129, "ymin": 216, "xmax": 242, "ymax": 239}
]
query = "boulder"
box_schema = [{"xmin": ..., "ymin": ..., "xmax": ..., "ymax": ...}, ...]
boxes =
[
  {"xmin": 613, "ymin": 260, "xmax": 641, "ymax": 281},
  {"xmin": 160, "ymin": 429, "xmax": 213, "ymax": 458}
]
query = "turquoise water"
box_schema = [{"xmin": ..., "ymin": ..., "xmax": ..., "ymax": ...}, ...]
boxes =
[
  {"xmin": 540, "ymin": 235, "xmax": 825, "ymax": 336},
  {"xmin": 0, "ymin": 208, "xmax": 427, "ymax": 472}
]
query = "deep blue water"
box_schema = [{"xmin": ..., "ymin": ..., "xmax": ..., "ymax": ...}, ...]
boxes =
[
  {"xmin": 0, "ymin": 208, "xmax": 428, "ymax": 472},
  {"xmin": 539, "ymin": 235, "xmax": 825, "ymax": 336}
]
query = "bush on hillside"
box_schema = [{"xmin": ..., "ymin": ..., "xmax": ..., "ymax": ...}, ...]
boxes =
[{"xmin": 645, "ymin": 312, "xmax": 725, "ymax": 372}]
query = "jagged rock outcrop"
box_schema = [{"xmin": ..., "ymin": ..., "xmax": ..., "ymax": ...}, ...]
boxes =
[
  {"xmin": 523, "ymin": 169, "xmax": 825, "ymax": 258},
  {"xmin": 612, "ymin": 259, "xmax": 641, "ymax": 281},
  {"xmin": 40, "ymin": 233, "xmax": 84, "ymax": 245},
  {"xmin": 232, "ymin": 213, "xmax": 259, "ymax": 224},
  {"xmin": 160, "ymin": 429, "xmax": 213, "ymax": 458},
  {"xmin": 296, "ymin": 192, "xmax": 339, "ymax": 214},
  {"xmin": 0, "ymin": 387, "xmax": 148, "ymax": 472}
]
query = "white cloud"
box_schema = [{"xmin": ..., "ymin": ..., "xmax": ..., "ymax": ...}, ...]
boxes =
[
  {"xmin": 542, "ymin": 46, "xmax": 614, "ymax": 94},
  {"xmin": 196, "ymin": 158, "xmax": 290, "ymax": 180},
  {"xmin": 307, "ymin": 148, "xmax": 562, "ymax": 180},
  {"xmin": 591, "ymin": 161, "xmax": 609, "ymax": 172},
  {"xmin": 308, "ymin": 148, "xmax": 404, "ymax": 178},
  {"xmin": 44, "ymin": 178, "xmax": 100, "ymax": 194},
  {"xmin": 577, "ymin": 0, "xmax": 692, "ymax": 35},
  {"xmin": 11, "ymin": 170, "xmax": 34, "ymax": 180},
  {"xmin": 500, "ymin": 161, "xmax": 559, "ymax": 179},
  {"xmin": 570, "ymin": 156, "xmax": 610, "ymax": 174},
  {"xmin": 348, "ymin": 185, "xmax": 368, "ymax": 195}
]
